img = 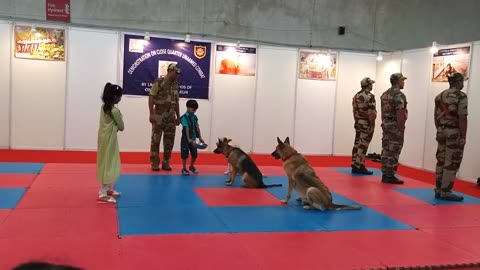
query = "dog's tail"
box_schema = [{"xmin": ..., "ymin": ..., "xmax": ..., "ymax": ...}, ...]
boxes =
[
  {"xmin": 261, "ymin": 183, "xmax": 283, "ymax": 188},
  {"xmin": 329, "ymin": 204, "xmax": 362, "ymax": 210}
]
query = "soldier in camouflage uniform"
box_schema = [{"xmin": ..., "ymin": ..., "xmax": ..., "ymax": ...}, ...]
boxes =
[
  {"xmin": 351, "ymin": 77, "xmax": 377, "ymax": 175},
  {"xmin": 433, "ymin": 72, "xmax": 468, "ymax": 201},
  {"xmin": 148, "ymin": 63, "xmax": 181, "ymax": 171},
  {"xmin": 380, "ymin": 73, "xmax": 408, "ymax": 184}
]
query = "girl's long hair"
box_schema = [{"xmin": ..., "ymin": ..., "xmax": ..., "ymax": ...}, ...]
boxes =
[{"xmin": 102, "ymin": 82, "xmax": 123, "ymax": 116}]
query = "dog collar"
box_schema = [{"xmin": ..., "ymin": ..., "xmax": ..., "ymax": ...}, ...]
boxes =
[
  {"xmin": 226, "ymin": 146, "xmax": 234, "ymax": 157},
  {"xmin": 282, "ymin": 151, "xmax": 298, "ymax": 161}
]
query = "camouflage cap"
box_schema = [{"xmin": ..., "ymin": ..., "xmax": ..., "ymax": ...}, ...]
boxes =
[
  {"xmin": 390, "ymin": 73, "xmax": 407, "ymax": 81},
  {"xmin": 448, "ymin": 72, "xmax": 468, "ymax": 83},
  {"xmin": 360, "ymin": 77, "xmax": 375, "ymax": 87},
  {"xmin": 167, "ymin": 63, "xmax": 181, "ymax": 74}
]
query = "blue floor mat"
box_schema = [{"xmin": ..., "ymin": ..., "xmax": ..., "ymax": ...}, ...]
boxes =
[
  {"xmin": 115, "ymin": 174, "xmax": 413, "ymax": 235},
  {"xmin": 394, "ymin": 188, "xmax": 480, "ymax": 205},
  {"xmin": 0, "ymin": 163, "xmax": 44, "ymax": 174},
  {"xmin": 0, "ymin": 188, "xmax": 27, "ymax": 209},
  {"xmin": 117, "ymin": 206, "xmax": 229, "ymax": 235}
]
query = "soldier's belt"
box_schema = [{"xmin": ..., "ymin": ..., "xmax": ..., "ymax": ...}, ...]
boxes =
[{"xmin": 439, "ymin": 124, "xmax": 458, "ymax": 129}]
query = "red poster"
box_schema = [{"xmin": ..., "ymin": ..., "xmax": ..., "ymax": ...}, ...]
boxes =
[{"xmin": 46, "ymin": 0, "xmax": 71, "ymax": 22}]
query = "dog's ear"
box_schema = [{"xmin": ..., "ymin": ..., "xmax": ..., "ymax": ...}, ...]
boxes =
[
  {"xmin": 277, "ymin": 137, "xmax": 283, "ymax": 145},
  {"xmin": 284, "ymin": 137, "xmax": 290, "ymax": 145},
  {"xmin": 227, "ymin": 139, "xmax": 232, "ymax": 143},
  {"xmin": 218, "ymin": 138, "xmax": 222, "ymax": 144}
]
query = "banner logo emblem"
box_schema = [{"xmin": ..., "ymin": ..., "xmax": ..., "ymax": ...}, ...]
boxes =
[{"xmin": 194, "ymin": 46, "xmax": 207, "ymax": 59}]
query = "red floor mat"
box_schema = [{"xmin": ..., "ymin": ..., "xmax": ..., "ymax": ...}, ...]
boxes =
[
  {"xmin": 0, "ymin": 174, "xmax": 37, "ymax": 188},
  {"xmin": 0, "ymin": 237, "xmax": 120, "ymax": 270},
  {"xmin": 371, "ymin": 204, "xmax": 480, "ymax": 229},
  {"xmin": 16, "ymin": 186, "xmax": 113, "ymax": 209},
  {"xmin": 0, "ymin": 210, "xmax": 10, "ymax": 225},
  {"xmin": 119, "ymin": 234, "xmax": 263, "ymax": 270},
  {"xmin": 316, "ymin": 230, "xmax": 479, "ymax": 268},
  {"xmin": 40, "ymin": 163, "xmax": 97, "ymax": 174},
  {"xmin": 421, "ymin": 227, "xmax": 480, "ymax": 258},
  {"xmin": 336, "ymin": 185, "xmax": 430, "ymax": 206},
  {"xmin": 194, "ymin": 187, "xmax": 283, "ymax": 206},
  {"xmin": 234, "ymin": 232, "xmax": 383, "ymax": 270},
  {"xmin": 30, "ymin": 173, "xmax": 99, "ymax": 189},
  {"xmin": 0, "ymin": 208, "xmax": 118, "ymax": 239}
]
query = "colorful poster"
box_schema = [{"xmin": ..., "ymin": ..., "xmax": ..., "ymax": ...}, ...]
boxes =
[
  {"xmin": 123, "ymin": 34, "xmax": 211, "ymax": 99},
  {"xmin": 298, "ymin": 50, "xmax": 337, "ymax": 81},
  {"xmin": 46, "ymin": 0, "xmax": 71, "ymax": 22},
  {"xmin": 432, "ymin": 45, "xmax": 471, "ymax": 82},
  {"xmin": 215, "ymin": 45, "xmax": 256, "ymax": 76},
  {"xmin": 14, "ymin": 25, "xmax": 65, "ymax": 61}
]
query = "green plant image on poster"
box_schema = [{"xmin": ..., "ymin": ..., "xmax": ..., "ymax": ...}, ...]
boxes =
[{"xmin": 14, "ymin": 25, "xmax": 65, "ymax": 61}]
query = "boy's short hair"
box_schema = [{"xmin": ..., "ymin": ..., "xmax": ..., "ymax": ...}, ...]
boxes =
[{"xmin": 186, "ymin": 99, "xmax": 199, "ymax": 109}]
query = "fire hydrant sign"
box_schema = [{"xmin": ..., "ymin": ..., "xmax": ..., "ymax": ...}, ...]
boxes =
[{"xmin": 46, "ymin": 0, "xmax": 71, "ymax": 22}]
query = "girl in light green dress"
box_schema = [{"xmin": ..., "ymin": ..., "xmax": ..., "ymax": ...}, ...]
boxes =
[{"xmin": 96, "ymin": 83, "xmax": 124, "ymax": 204}]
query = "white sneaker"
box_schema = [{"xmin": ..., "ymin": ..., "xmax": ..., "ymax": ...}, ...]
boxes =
[
  {"xmin": 97, "ymin": 195, "xmax": 116, "ymax": 204},
  {"xmin": 107, "ymin": 190, "xmax": 121, "ymax": 198}
]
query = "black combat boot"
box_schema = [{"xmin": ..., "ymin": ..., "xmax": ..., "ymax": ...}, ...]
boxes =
[
  {"xmin": 381, "ymin": 175, "xmax": 404, "ymax": 184},
  {"xmin": 352, "ymin": 165, "xmax": 374, "ymax": 175},
  {"xmin": 438, "ymin": 191, "xmax": 464, "ymax": 201}
]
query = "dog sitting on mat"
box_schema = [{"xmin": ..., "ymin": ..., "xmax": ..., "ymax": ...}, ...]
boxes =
[
  {"xmin": 271, "ymin": 137, "xmax": 361, "ymax": 211},
  {"xmin": 213, "ymin": 137, "xmax": 282, "ymax": 188}
]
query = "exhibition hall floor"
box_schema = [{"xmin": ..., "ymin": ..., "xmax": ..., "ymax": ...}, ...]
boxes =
[{"xmin": 1, "ymin": 150, "xmax": 480, "ymax": 270}]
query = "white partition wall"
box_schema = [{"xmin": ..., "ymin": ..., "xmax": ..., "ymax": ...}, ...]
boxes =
[
  {"xmin": 3, "ymin": 19, "xmax": 480, "ymax": 182},
  {"xmin": 0, "ymin": 21, "xmax": 11, "ymax": 148},
  {"xmin": 65, "ymin": 28, "xmax": 119, "ymax": 150},
  {"xmin": 370, "ymin": 52, "xmax": 403, "ymax": 154},
  {"xmin": 252, "ymin": 46, "xmax": 297, "ymax": 153},
  {"xmin": 333, "ymin": 52, "xmax": 377, "ymax": 156},
  {"xmin": 210, "ymin": 45, "xmax": 257, "ymax": 152},
  {"xmin": 11, "ymin": 24, "xmax": 66, "ymax": 150},
  {"xmin": 398, "ymin": 49, "xmax": 431, "ymax": 169},
  {"xmin": 294, "ymin": 75, "xmax": 336, "ymax": 155},
  {"xmin": 458, "ymin": 42, "xmax": 480, "ymax": 181}
]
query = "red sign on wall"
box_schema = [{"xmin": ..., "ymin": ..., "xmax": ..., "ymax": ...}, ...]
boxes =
[{"xmin": 46, "ymin": 0, "xmax": 71, "ymax": 22}]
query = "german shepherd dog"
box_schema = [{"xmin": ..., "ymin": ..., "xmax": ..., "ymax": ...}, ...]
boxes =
[
  {"xmin": 271, "ymin": 137, "xmax": 361, "ymax": 211},
  {"xmin": 213, "ymin": 137, "xmax": 282, "ymax": 188}
]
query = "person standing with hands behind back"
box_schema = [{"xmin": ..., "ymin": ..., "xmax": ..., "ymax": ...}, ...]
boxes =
[
  {"xmin": 380, "ymin": 73, "xmax": 408, "ymax": 184},
  {"xmin": 148, "ymin": 63, "xmax": 181, "ymax": 171},
  {"xmin": 180, "ymin": 100, "xmax": 205, "ymax": 175},
  {"xmin": 351, "ymin": 77, "xmax": 376, "ymax": 175},
  {"xmin": 433, "ymin": 72, "xmax": 468, "ymax": 201},
  {"xmin": 97, "ymin": 83, "xmax": 124, "ymax": 204}
]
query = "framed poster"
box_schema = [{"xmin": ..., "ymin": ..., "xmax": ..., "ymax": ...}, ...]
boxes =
[
  {"xmin": 123, "ymin": 34, "xmax": 211, "ymax": 99},
  {"xmin": 432, "ymin": 45, "xmax": 471, "ymax": 82},
  {"xmin": 14, "ymin": 25, "xmax": 65, "ymax": 61},
  {"xmin": 298, "ymin": 50, "xmax": 337, "ymax": 81},
  {"xmin": 215, "ymin": 45, "xmax": 256, "ymax": 76}
]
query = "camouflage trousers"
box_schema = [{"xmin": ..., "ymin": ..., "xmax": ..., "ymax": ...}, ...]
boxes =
[
  {"xmin": 150, "ymin": 111, "xmax": 176, "ymax": 169},
  {"xmin": 381, "ymin": 123, "xmax": 404, "ymax": 177},
  {"xmin": 351, "ymin": 122, "xmax": 373, "ymax": 168},
  {"xmin": 435, "ymin": 127, "xmax": 465, "ymax": 192}
]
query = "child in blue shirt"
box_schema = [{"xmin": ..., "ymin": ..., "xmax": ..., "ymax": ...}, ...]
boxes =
[{"xmin": 180, "ymin": 100, "xmax": 205, "ymax": 175}]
